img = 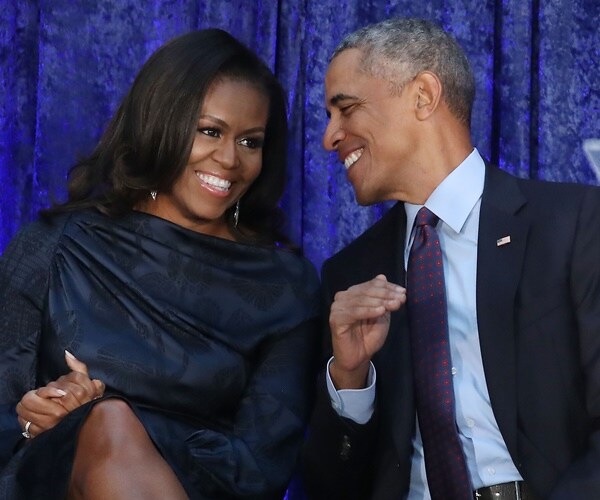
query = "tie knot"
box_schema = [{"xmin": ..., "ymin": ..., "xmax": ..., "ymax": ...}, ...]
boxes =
[{"xmin": 415, "ymin": 207, "xmax": 439, "ymax": 228}]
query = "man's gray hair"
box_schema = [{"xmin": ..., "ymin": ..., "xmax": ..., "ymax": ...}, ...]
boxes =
[{"xmin": 332, "ymin": 18, "xmax": 475, "ymax": 127}]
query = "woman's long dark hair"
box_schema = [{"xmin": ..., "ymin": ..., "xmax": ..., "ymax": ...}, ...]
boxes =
[{"xmin": 43, "ymin": 29, "xmax": 291, "ymax": 247}]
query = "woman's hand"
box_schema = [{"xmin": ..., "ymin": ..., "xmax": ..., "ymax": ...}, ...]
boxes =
[{"xmin": 16, "ymin": 351, "xmax": 105, "ymax": 438}]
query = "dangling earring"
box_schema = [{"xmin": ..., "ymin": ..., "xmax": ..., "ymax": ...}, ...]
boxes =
[
  {"xmin": 150, "ymin": 190, "xmax": 157, "ymax": 201},
  {"xmin": 233, "ymin": 200, "xmax": 240, "ymax": 228}
]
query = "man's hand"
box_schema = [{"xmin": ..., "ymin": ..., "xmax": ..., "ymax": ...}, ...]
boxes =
[{"xmin": 329, "ymin": 274, "xmax": 406, "ymax": 389}]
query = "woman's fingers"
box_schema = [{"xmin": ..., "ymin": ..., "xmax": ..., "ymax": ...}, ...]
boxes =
[
  {"xmin": 92, "ymin": 379, "xmax": 106, "ymax": 398},
  {"xmin": 65, "ymin": 349, "xmax": 89, "ymax": 376},
  {"xmin": 35, "ymin": 386, "xmax": 68, "ymax": 399},
  {"xmin": 17, "ymin": 392, "xmax": 69, "ymax": 436},
  {"xmin": 16, "ymin": 352, "xmax": 106, "ymax": 438},
  {"xmin": 46, "ymin": 351, "xmax": 105, "ymax": 408}
]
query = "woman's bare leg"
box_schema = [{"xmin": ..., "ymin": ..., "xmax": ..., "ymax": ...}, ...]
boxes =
[{"xmin": 67, "ymin": 399, "xmax": 188, "ymax": 500}]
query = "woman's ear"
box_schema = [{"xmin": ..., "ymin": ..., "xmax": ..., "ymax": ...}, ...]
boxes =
[{"xmin": 414, "ymin": 71, "xmax": 442, "ymax": 120}]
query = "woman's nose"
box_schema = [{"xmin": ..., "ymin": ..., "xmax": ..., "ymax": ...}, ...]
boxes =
[{"xmin": 213, "ymin": 139, "xmax": 238, "ymax": 169}]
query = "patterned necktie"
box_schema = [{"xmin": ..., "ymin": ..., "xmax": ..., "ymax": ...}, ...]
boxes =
[{"xmin": 406, "ymin": 207, "xmax": 472, "ymax": 499}]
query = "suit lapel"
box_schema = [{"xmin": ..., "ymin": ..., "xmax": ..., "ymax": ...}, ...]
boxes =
[
  {"xmin": 361, "ymin": 204, "xmax": 415, "ymax": 458},
  {"xmin": 359, "ymin": 166, "xmax": 529, "ymax": 467},
  {"xmin": 476, "ymin": 165, "xmax": 529, "ymax": 458},
  {"xmin": 359, "ymin": 203, "xmax": 406, "ymax": 282}
]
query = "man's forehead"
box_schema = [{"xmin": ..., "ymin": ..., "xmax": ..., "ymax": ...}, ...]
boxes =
[
  {"xmin": 327, "ymin": 48, "xmax": 363, "ymax": 77},
  {"xmin": 325, "ymin": 49, "xmax": 364, "ymax": 96}
]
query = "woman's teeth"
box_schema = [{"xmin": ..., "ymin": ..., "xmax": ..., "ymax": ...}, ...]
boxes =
[{"xmin": 197, "ymin": 173, "xmax": 231, "ymax": 191}]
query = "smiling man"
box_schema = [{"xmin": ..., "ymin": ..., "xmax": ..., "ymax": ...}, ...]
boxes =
[{"xmin": 302, "ymin": 17, "xmax": 600, "ymax": 500}]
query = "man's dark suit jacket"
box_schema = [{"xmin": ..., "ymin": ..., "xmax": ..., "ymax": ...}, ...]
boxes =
[{"xmin": 303, "ymin": 164, "xmax": 600, "ymax": 499}]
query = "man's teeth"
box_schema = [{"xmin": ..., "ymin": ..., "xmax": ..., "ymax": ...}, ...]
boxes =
[
  {"xmin": 197, "ymin": 173, "xmax": 231, "ymax": 191},
  {"xmin": 344, "ymin": 148, "xmax": 364, "ymax": 170}
]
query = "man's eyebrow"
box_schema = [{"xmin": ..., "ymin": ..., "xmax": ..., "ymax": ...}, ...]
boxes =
[{"xmin": 329, "ymin": 93, "xmax": 359, "ymax": 107}]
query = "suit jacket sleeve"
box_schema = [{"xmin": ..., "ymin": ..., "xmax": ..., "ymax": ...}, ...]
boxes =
[
  {"xmin": 301, "ymin": 258, "xmax": 380, "ymax": 500},
  {"xmin": 549, "ymin": 186, "xmax": 600, "ymax": 497}
]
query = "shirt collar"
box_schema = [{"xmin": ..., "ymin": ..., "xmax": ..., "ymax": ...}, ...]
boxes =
[{"xmin": 405, "ymin": 148, "xmax": 485, "ymax": 235}]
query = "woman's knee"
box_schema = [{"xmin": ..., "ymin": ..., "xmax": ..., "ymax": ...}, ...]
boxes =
[
  {"xmin": 80, "ymin": 399, "xmax": 149, "ymax": 451},
  {"xmin": 87, "ymin": 399, "xmax": 136, "ymax": 425}
]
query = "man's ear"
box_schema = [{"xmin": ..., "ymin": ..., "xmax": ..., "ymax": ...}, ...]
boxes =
[{"xmin": 414, "ymin": 71, "xmax": 442, "ymax": 120}]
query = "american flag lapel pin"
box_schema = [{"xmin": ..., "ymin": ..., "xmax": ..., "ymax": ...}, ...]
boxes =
[{"xmin": 496, "ymin": 235, "xmax": 511, "ymax": 247}]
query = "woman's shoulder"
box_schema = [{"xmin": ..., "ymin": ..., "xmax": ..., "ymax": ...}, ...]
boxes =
[
  {"xmin": 276, "ymin": 248, "xmax": 319, "ymax": 284},
  {"xmin": 0, "ymin": 212, "xmax": 76, "ymax": 303},
  {"xmin": 266, "ymin": 247, "xmax": 321, "ymax": 307},
  {"xmin": 3, "ymin": 212, "xmax": 74, "ymax": 259}
]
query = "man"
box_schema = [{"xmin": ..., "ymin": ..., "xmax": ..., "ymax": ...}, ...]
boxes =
[{"xmin": 302, "ymin": 17, "xmax": 600, "ymax": 500}]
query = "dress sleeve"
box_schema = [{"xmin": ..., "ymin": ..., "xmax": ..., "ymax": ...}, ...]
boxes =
[
  {"xmin": 0, "ymin": 218, "xmax": 63, "ymax": 465},
  {"xmin": 185, "ymin": 314, "xmax": 320, "ymax": 499}
]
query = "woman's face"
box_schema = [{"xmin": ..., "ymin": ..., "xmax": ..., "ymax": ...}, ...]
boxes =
[{"xmin": 144, "ymin": 78, "xmax": 269, "ymax": 239}]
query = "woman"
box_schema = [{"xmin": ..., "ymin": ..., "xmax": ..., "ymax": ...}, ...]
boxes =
[{"xmin": 0, "ymin": 29, "xmax": 319, "ymax": 499}]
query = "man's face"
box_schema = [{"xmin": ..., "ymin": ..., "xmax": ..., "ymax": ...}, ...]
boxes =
[{"xmin": 323, "ymin": 49, "xmax": 420, "ymax": 205}]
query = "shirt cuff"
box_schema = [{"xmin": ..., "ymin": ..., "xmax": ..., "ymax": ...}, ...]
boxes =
[{"xmin": 326, "ymin": 357, "xmax": 376, "ymax": 424}]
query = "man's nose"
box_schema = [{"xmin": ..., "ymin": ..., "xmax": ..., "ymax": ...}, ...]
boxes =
[{"xmin": 322, "ymin": 118, "xmax": 345, "ymax": 151}]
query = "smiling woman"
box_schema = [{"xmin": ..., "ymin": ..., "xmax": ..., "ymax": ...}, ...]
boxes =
[
  {"xmin": 44, "ymin": 29, "xmax": 290, "ymax": 248},
  {"xmin": 0, "ymin": 29, "xmax": 320, "ymax": 499},
  {"xmin": 139, "ymin": 78, "xmax": 269, "ymax": 239}
]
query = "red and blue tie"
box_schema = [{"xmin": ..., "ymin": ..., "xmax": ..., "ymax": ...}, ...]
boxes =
[{"xmin": 407, "ymin": 207, "xmax": 472, "ymax": 499}]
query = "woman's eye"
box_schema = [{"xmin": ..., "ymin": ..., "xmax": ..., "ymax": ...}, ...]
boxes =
[
  {"xmin": 237, "ymin": 137, "xmax": 264, "ymax": 149},
  {"xmin": 199, "ymin": 128, "xmax": 220, "ymax": 138}
]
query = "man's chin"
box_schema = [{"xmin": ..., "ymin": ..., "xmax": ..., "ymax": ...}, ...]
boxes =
[
  {"xmin": 353, "ymin": 191, "xmax": 379, "ymax": 206},
  {"xmin": 349, "ymin": 178, "xmax": 384, "ymax": 205}
]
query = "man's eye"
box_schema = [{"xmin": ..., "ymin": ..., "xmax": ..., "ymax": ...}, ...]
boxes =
[
  {"xmin": 340, "ymin": 104, "xmax": 355, "ymax": 115},
  {"xmin": 199, "ymin": 128, "xmax": 220, "ymax": 138},
  {"xmin": 237, "ymin": 137, "xmax": 264, "ymax": 149}
]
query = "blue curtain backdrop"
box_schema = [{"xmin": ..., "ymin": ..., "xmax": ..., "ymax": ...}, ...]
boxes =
[{"xmin": 1, "ymin": 0, "xmax": 599, "ymax": 273}]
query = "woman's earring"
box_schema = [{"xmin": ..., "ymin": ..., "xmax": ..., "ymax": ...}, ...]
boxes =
[
  {"xmin": 150, "ymin": 190, "xmax": 157, "ymax": 201},
  {"xmin": 233, "ymin": 200, "xmax": 240, "ymax": 228}
]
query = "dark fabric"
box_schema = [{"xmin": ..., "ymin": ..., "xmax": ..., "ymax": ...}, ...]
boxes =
[
  {"xmin": 0, "ymin": 210, "xmax": 320, "ymax": 499},
  {"xmin": 301, "ymin": 372, "xmax": 381, "ymax": 500},
  {"xmin": 302, "ymin": 204, "xmax": 412, "ymax": 500},
  {"xmin": 2, "ymin": 2, "xmax": 600, "ymax": 271},
  {"xmin": 407, "ymin": 208, "xmax": 472, "ymax": 499},
  {"xmin": 303, "ymin": 164, "xmax": 600, "ymax": 499}
]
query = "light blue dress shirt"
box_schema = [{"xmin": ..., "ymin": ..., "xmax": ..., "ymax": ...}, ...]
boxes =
[{"xmin": 326, "ymin": 149, "xmax": 523, "ymax": 497}]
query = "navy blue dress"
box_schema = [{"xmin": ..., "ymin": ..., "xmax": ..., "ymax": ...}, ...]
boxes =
[{"xmin": 0, "ymin": 210, "xmax": 320, "ymax": 499}]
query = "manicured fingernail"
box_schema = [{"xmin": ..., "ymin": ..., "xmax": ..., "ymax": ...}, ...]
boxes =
[
  {"xmin": 56, "ymin": 389, "xmax": 67, "ymax": 396},
  {"xmin": 65, "ymin": 350, "xmax": 76, "ymax": 360}
]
